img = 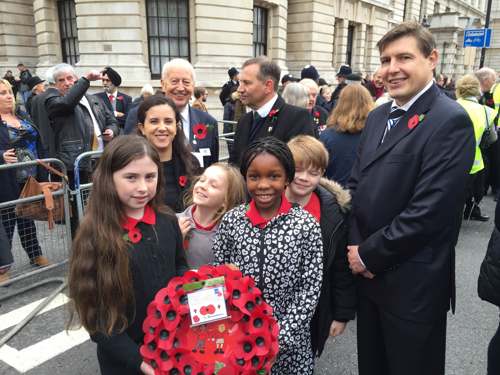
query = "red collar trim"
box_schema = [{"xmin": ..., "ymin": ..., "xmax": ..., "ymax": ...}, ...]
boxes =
[
  {"xmin": 246, "ymin": 193, "xmax": 292, "ymax": 228},
  {"xmin": 191, "ymin": 206, "xmax": 218, "ymax": 231},
  {"xmin": 122, "ymin": 205, "xmax": 156, "ymax": 231},
  {"xmin": 303, "ymin": 192, "xmax": 321, "ymax": 222}
]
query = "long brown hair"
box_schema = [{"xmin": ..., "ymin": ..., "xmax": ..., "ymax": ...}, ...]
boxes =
[
  {"xmin": 327, "ymin": 85, "xmax": 374, "ymax": 133},
  {"xmin": 68, "ymin": 135, "xmax": 168, "ymax": 335}
]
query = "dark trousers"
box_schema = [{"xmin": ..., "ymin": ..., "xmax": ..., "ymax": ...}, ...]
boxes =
[
  {"xmin": 464, "ymin": 171, "xmax": 485, "ymax": 217},
  {"xmin": 1, "ymin": 207, "xmax": 42, "ymax": 261},
  {"xmin": 488, "ymin": 317, "xmax": 500, "ymax": 375},
  {"xmin": 357, "ymin": 296, "xmax": 447, "ymax": 375}
]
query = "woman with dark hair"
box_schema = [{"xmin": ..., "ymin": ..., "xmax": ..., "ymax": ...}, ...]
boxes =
[
  {"xmin": 0, "ymin": 79, "xmax": 48, "ymax": 282},
  {"xmin": 320, "ymin": 84, "xmax": 374, "ymax": 186},
  {"xmin": 137, "ymin": 95, "xmax": 199, "ymax": 212}
]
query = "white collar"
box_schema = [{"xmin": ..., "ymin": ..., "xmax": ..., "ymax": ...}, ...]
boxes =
[
  {"xmin": 180, "ymin": 105, "xmax": 189, "ymax": 121},
  {"xmin": 255, "ymin": 94, "xmax": 278, "ymax": 118},
  {"xmin": 107, "ymin": 90, "xmax": 118, "ymax": 97},
  {"xmin": 391, "ymin": 80, "xmax": 434, "ymax": 112}
]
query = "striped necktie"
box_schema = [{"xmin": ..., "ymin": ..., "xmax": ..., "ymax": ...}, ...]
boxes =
[{"xmin": 381, "ymin": 107, "xmax": 406, "ymax": 143}]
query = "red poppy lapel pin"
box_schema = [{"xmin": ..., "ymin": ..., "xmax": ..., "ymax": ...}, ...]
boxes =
[
  {"xmin": 123, "ymin": 227, "xmax": 142, "ymax": 244},
  {"xmin": 267, "ymin": 108, "xmax": 280, "ymax": 133},
  {"xmin": 408, "ymin": 114, "xmax": 425, "ymax": 130},
  {"xmin": 117, "ymin": 95, "xmax": 124, "ymax": 101},
  {"xmin": 193, "ymin": 123, "xmax": 208, "ymax": 141},
  {"xmin": 179, "ymin": 175, "xmax": 187, "ymax": 188}
]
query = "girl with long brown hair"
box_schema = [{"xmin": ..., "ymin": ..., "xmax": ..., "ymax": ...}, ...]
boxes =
[
  {"xmin": 68, "ymin": 135, "xmax": 188, "ymax": 375},
  {"xmin": 320, "ymin": 84, "xmax": 374, "ymax": 186}
]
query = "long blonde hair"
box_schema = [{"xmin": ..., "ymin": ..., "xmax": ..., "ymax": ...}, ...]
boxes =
[
  {"xmin": 0, "ymin": 79, "xmax": 16, "ymax": 114},
  {"xmin": 185, "ymin": 163, "xmax": 246, "ymax": 223},
  {"xmin": 327, "ymin": 84, "xmax": 374, "ymax": 133}
]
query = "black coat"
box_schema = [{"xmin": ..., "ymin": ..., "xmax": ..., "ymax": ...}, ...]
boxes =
[
  {"xmin": 29, "ymin": 90, "xmax": 55, "ymax": 158},
  {"xmin": 94, "ymin": 91, "xmax": 132, "ymax": 129},
  {"xmin": 348, "ymin": 84, "xmax": 475, "ymax": 322},
  {"xmin": 219, "ymin": 80, "xmax": 238, "ymax": 106},
  {"xmin": 229, "ymin": 96, "xmax": 314, "ymax": 166},
  {"xmin": 478, "ymin": 201, "xmax": 500, "ymax": 307},
  {"xmin": 91, "ymin": 213, "xmax": 188, "ymax": 375},
  {"xmin": 45, "ymin": 78, "xmax": 119, "ymax": 170},
  {"xmin": 310, "ymin": 180, "xmax": 356, "ymax": 357}
]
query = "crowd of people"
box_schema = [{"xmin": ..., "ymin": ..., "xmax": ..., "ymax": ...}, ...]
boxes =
[{"xmin": 0, "ymin": 20, "xmax": 500, "ymax": 375}]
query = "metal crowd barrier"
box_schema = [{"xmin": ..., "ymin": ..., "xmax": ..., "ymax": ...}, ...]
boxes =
[
  {"xmin": 73, "ymin": 151, "xmax": 102, "ymax": 222},
  {"xmin": 218, "ymin": 120, "xmax": 237, "ymax": 162},
  {"xmin": 0, "ymin": 158, "xmax": 71, "ymax": 347}
]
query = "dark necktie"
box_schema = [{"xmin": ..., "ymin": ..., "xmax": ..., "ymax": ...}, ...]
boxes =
[
  {"xmin": 381, "ymin": 107, "xmax": 406, "ymax": 143},
  {"xmin": 249, "ymin": 111, "xmax": 264, "ymax": 142}
]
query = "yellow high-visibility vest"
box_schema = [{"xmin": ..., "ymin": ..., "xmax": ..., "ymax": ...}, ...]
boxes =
[
  {"xmin": 492, "ymin": 83, "xmax": 500, "ymax": 125},
  {"xmin": 457, "ymin": 98, "xmax": 487, "ymax": 174}
]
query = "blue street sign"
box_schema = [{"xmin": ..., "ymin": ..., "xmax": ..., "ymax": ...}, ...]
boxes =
[{"xmin": 463, "ymin": 28, "xmax": 492, "ymax": 48}]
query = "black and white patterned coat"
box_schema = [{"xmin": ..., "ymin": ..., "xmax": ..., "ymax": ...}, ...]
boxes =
[{"xmin": 213, "ymin": 204, "xmax": 323, "ymax": 375}]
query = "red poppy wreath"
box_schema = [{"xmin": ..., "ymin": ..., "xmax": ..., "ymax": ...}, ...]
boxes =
[{"xmin": 140, "ymin": 264, "xmax": 280, "ymax": 375}]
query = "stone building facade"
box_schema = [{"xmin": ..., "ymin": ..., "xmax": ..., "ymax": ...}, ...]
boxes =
[{"xmin": 0, "ymin": 0, "xmax": 496, "ymax": 111}]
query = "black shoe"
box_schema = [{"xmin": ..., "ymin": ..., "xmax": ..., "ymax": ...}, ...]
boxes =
[{"xmin": 470, "ymin": 213, "xmax": 489, "ymax": 222}]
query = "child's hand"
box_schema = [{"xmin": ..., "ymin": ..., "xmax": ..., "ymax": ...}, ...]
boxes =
[
  {"xmin": 329, "ymin": 320, "xmax": 346, "ymax": 337},
  {"xmin": 178, "ymin": 217, "xmax": 193, "ymax": 239},
  {"xmin": 140, "ymin": 361, "xmax": 155, "ymax": 375}
]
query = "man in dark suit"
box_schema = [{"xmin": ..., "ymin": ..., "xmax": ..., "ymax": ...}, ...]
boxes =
[
  {"xmin": 228, "ymin": 56, "xmax": 314, "ymax": 166},
  {"xmin": 161, "ymin": 58, "xmax": 218, "ymax": 168},
  {"xmin": 219, "ymin": 67, "xmax": 239, "ymax": 106},
  {"xmin": 94, "ymin": 66, "xmax": 132, "ymax": 130},
  {"xmin": 347, "ymin": 22, "xmax": 475, "ymax": 375}
]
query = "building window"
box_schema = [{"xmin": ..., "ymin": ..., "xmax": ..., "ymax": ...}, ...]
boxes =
[
  {"xmin": 346, "ymin": 24, "xmax": 355, "ymax": 66},
  {"xmin": 57, "ymin": 0, "xmax": 79, "ymax": 65},
  {"xmin": 253, "ymin": 6, "xmax": 268, "ymax": 57},
  {"xmin": 146, "ymin": 0, "xmax": 190, "ymax": 79}
]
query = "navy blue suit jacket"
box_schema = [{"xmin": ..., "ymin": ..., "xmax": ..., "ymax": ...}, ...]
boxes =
[
  {"xmin": 348, "ymin": 84, "xmax": 475, "ymax": 322},
  {"xmin": 94, "ymin": 91, "xmax": 132, "ymax": 129},
  {"xmin": 188, "ymin": 106, "xmax": 219, "ymax": 168}
]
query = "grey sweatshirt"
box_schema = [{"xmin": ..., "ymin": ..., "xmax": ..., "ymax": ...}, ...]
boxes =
[{"xmin": 176, "ymin": 205, "xmax": 219, "ymax": 269}]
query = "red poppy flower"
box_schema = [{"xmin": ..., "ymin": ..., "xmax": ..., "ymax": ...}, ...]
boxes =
[
  {"xmin": 193, "ymin": 123, "xmax": 208, "ymax": 140},
  {"xmin": 268, "ymin": 109, "xmax": 279, "ymax": 118},
  {"xmin": 117, "ymin": 95, "xmax": 124, "ymax": 100},
  {"xmin": 314, "ymin": 111, "xmax": 320, "ymax": 118},
  {"xmin": 407, "ymin": 115, "xmax": 419, "ymax": 129},
  {"xmin": 124, "ymin": 227, "xmax": 141, "ymax": 243},
  {"xmin": 179, "ymin": 175, "xmax": 187, "ymax": 187}
]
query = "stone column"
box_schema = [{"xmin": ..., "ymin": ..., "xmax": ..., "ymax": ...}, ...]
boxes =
[
  {"xmin": 74, "ymin": 0, "xmax": 150, "ymax": 88},
  {"xmin": 333, "ymin": 18, "xmax": 348, "ymax": 72},
  {"xmin": 0, "ymin": 0, "xmax": 37, "ymax": 72},
  {"xmin": 33, "ymin": 0, "xmax": 62, "ymax": 74},
  {"xmin": 353, "ymin": 23, "xmax": 366, "ymax": 73},
  {"xmin": 286, "ymin": 0, "xmax": 335, "ymax": 77},
  {"xmin": 190, "ymin": 0, "xmax": 253, "ymax": 87}
]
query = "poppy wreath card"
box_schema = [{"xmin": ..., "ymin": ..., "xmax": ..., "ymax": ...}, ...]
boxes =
[{"xmin": 140, "ymin": 265, "xmax": 279, "ymax": 374}]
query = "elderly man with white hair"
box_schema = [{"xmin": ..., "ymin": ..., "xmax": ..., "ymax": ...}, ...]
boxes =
[
  {"xmin": 300, "ymin": 78, "xmax": 329, "ymax": 135},
  {"xmin": 161, "ymin": 58, "xmax": 219, "ymax": 168},
  {"xmin": 45, "ymin": 63, "xmax": 118, "ymax": 179}
]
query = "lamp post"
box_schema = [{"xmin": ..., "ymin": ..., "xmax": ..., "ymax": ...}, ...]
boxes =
[{"xmin": 480, "ymin": 0, "xmax": 493, "ymax": 68}]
